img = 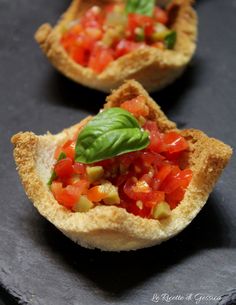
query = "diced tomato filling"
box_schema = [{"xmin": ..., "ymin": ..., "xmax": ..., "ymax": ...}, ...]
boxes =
[
  {"xmin": 73, "ymin": 162, "xmax": 86, "ymax": 175},
  {"xmin": 60, "ymin": 3, "xmax": 175, "ymax": 73},
  {"xmin": 51, "ymin": 180, "xmax": 89, "ymax": 209},
  {"xmin": 54, "ymin": 140, "xmax": 76, "ymax": 160},
  {"xmin": 121, "ymin": 96, "xmax": 149, "ymax": 117},
  {"xmin": 127, "ymin": 13, "xmax": 155, "ymax": 39},
  {"xmin": 87, "ymin": 186, "xmax": 108, "ymax": 202},
  {"xmin": 50, "ymin": 96, "xmax": 192, "ymax": 219},
  {"xmin": 114, "ymin": 39, "xmax": 145, "ymax": 59},
  {"xmin": 88, "ymin": 43, "xmax": 114, "ymax": 73},
  {"xmin": 154, "ymin": 7, "xmax": 169, "ymax": 25},
  {"xmin": 54, "ymin": 158, "xmax": 74, "ymax": 178}
]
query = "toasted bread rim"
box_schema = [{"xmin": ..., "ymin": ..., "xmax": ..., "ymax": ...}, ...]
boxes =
[
  {"xmin": 35, "ymin": 0, "xmax": 197, "ymax": 92},
  {"xmin": 11, "ymin": 80, "xmax": 232, "ymax": 251}
]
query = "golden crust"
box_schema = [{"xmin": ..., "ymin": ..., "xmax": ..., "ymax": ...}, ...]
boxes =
[
  {"xmin": 34, "ymin": 0, "xmax": 197, "ymax": 92},
  {"xmin": 11, "ymin": 80, "xmax": 232, "ymax": 251}
]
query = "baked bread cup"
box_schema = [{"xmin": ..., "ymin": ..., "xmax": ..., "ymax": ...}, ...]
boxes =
[
  {"xmin": 35, "ymin": 0, "xmax": 197, "ymax": 92},
  {"xmin": 11, "ymin": 80, "xmax": 232, "ymax": 251}
]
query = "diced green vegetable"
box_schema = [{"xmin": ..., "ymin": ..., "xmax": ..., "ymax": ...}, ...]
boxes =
[
  {"xmin": 73, "ymin": 195, "xmax": 94, "ymax": 212},
  {"xmin": 86, "ymin": 166, "xmax": 104, "ymax": 183},
  {"xmin": 48, "ymin": 152, "xmax": 67, "ymax": 185},
  {"xmin": 151, "ymin": 23, "xmax": 170, "ymax": 42},
  {"xmin": 104, "ymin": 192, "xmax": 120, "ymax": 205},
  {"xmin": 100, "ymin": 183, "xmax": 120, "ymax": 205},
  {"xmin": 105, "ymin": 12, "xmax": 127, "ymax": 27},
  {"xmin": 102, "ymin": 25, "xmax": 125, "ymax": 47},
  {"xmin": 164, "ymin": 31, "xmax": 177, "ymax": 49},
  {"xmin": 152, "ymin": 30, "xmax": 171, "ymax": 42},
  {"xmin": 151, "ymin": 201, "xmax": 171, "ymax": 219},
  {"xmin": 135, "ymin": 27, "xmax": 145, "ymax": 42}
]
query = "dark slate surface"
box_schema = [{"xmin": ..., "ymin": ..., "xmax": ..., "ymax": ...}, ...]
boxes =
[{"xmin": 0, "ymin": 0, "xmax": 236, "ymax": 304}]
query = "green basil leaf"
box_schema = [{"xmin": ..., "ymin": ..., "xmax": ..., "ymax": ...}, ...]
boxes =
[
  {"xmin": 125, "ymin": 0, "xmax": 155, "ymax": 16},
  {"xmin": 48, "ymin": 152, "xmax": 66, "ymax": 185},
  {"xmin": 75, "ymin": 108, "xmax": 150, "ymax": 164},
  {"xmin": 164, "ymin": 31, "xmax": 177, "ymax": 49}
]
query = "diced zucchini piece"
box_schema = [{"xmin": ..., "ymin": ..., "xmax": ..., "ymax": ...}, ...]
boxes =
[
  {"xmin": 151, "ymin": 23, "xmax": 170, "ymax": 42},
  {"xmin": 102, "ymin": 25, "xmax": 125, "ymax": 47},
  {"xmin": 73, "ymin": 196, "xmax": 94, "ymax": 213},
  {"xmin": 104, "ymin": 192, "xmax": 120, "ymax": 205},
  {"xmin": 135, "ymin": 27, "xmax": 145, "ymax": 42},
  {"xmin": 151, "ymin": 202, "xmax": 171, "ymax": 220},
  {"xmin": 86, "ymin": 166, "xmax": 104, "ymax": 183},
  {"xmin": 152, "ymin": 30, "xmax": 171, "ymax": 42},
  {"xmin": 106, "ymin": 11, "xmax": 127, "ymax": 27},
  {"xmin": 100, "ymin": 183, "xmax": 120, "ymax": 205}
]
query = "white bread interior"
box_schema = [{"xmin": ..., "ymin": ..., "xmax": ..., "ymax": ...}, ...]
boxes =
[
  {"xmin": 35, "ymin": 0, "xmax": 197, "ymax": 92},
  {"xmin": 11, "ymin": 80, "xmax": 232, "ymax": 251}
]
